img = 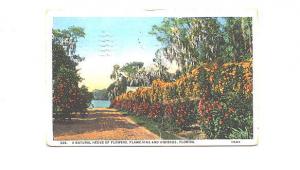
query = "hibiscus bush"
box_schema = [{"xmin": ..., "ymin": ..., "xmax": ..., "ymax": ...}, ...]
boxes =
[
  {"xmin": 111, "ymin": 59, "xmax": 253, "ymax": 139},
  {"xmin": 198, "ymin": 61, "xmax": 253, "ymax": 139}
]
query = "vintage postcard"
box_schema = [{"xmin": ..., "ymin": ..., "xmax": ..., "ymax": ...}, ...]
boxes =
[{"xmin": 47, "ymin": 9, "xmax": 258, "ymax": 146}]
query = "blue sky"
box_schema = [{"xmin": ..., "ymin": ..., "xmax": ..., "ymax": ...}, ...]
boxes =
[
  {"xmin": 53, "ymin": 17, "xmax": 163, "ymax": 57},
  {"xmin": 53, "ymin": 17, "xmax": 226, "ymax": 91},
  {"xmin": 53, "ymin": 17, "xmax": 163, "ymax": 90}
]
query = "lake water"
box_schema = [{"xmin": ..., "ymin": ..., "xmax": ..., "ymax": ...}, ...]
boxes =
[{"xmin": 90, "ymin": 100, "xmax": 111, "ymax": 108}]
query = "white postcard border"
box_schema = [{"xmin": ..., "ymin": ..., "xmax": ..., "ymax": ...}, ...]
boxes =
[{"xmin": 46, "ymin": 8, "xmax": 259, "ymax": 146}]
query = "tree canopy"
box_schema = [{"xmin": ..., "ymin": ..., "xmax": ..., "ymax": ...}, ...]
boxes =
[
  {"xmin": 52, "ymin": 26, "xmax": 92, "ymax": 118},
  {"xmin": 150, "ymin": 17, "xmax": 252, "ymax": 72}
]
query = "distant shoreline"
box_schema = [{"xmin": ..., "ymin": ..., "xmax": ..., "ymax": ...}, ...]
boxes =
[{"xmin": 90, "ymin": 99, "xmax": 111, "ymax": 108}]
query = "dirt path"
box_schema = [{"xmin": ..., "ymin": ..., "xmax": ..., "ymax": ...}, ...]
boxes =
[{"xmin": 53, "ymin": 108, "xmax": 159, "ymax": 140}]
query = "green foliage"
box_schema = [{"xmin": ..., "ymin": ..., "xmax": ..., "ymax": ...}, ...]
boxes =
[
  {"xmin": 52, "ymin": 26, "xmax": 85, "ymax": 57},
  {"xmin": 223, "ymin": 17, "xmax": 253, "ymax": 62},
  {"xmin": 124, "ymin": 112, "xmax": 180, "ymax": 139},
  {"xmin": 150, "ymin": 17, "xmax": 225, "ymax": 73},
  {"xmin": 153, "ymin": 49, "xmax": 169, "ymax": 81},
  {"xmin": 75, "ymin": 86, "xmax": 93, "ymax": 113},
  {"xmin": 110, "ymin": 64, "xmax": 121, "ymax": 80},
  {"xmin": 229, "ymin": 127, "xmax": 252, "ymax": 139},
  {"xmin": 52, "ymin": 26, "xmax": 92, "ymax": 117},
  {"xmin": 110, "ymin": 17, "xmax": 253, "ymax": 139},
  {"xmin": 53, "ymin": 67, "xmax": 81, "ymax": 114},
  {"xmin": 93, "ymin": 89, "xmax": 109, "ymax": 100},
  {"xmin": 150, "ymin": 17, "xmax": 253, "ymax": 72},
  {"xmin": 52, "ymin": 43, "xmax": 77, "ymax": 79},
  {"xmin": 107, "ymin": 78, "xmax": 127, "ymax": 100},
  {"xmin": 120, "ymin": 61, "xmax": 144, "ymax": 78},
  {"xmin": 198, "ymin": 62, "xmax": 253, "ymax": 139},
  {"xmin": 112, "ymin": 60, "xmax": 253, "ymax": 139}
]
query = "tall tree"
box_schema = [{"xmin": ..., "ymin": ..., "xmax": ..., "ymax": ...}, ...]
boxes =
[
  {"xmin": 150, "ymin": 17, "xmax": 252, "ymax": 71},
  {"xmin": 150, "ymin": 17, "xmax": 225, "ymax": 73},
  {"xmin": 223, "ymin": 17, "xmax": 252, "ymax": 62},
  {"xmin": 52, "ymin": 26, "xmax": 92, "ymax": 118},
  {"xmin": 53, "ymin": 26, "xmax": 85, "ymax": 57},
  {"xmin": 110, "ymin": 64, "xmax": 121, "ymax": 80},
  {"xmin": 153, "ymin": 49, "xmax": 169, "ymax": 80},
  {"xmin": 120, "ymin": 62, "xmax": 144, "ymax": 77}
]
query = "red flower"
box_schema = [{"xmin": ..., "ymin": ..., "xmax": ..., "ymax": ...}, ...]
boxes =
[{"xmin": 207, "ymin": 115, "xmax": 212, "ymax": 121}]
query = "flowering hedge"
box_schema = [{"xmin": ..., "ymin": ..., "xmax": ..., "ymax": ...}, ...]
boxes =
[{"xmin": 111, "ymin": 59, "xmax": 253, "ymax": 139}]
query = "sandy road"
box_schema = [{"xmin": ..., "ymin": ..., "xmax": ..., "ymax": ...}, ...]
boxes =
[{"xmin": 53, "ymin": 108, "xmax": 159, "ymax": 140}]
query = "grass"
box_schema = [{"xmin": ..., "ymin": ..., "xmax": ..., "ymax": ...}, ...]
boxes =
[{"xmin": 121, "ymin": 111, "xmax": 180, "ymax": 140}]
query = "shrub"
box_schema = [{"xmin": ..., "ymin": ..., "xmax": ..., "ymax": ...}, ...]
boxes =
[{"xmin": 111, "ymin": 59, "xmax": 253, "ymax": 139}]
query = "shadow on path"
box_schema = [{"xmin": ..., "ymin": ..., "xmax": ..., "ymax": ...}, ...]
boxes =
[
  {"xmin": 53, "ymin": 108, "xmax": 140, "ymax": 137},
  {"xmin": 53, "ymin": 107, "xmax": 159, "ymax": 140}
]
